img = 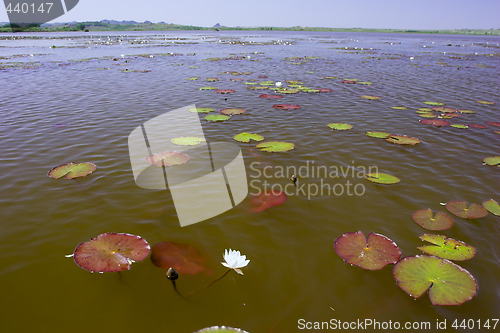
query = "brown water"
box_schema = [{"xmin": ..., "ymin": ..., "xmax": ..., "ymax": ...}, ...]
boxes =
[{"xmin": 0, "ymin": 31, "xmax": 499, "ymax": 333}]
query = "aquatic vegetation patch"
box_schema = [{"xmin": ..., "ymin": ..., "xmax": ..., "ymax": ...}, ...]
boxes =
[
  {"xmin": 48, "ymin": 162, "xmax": 97, "ymax": 179},
  {"xmin": 385, "ymin": 135, "xmax": 421, "ymax": 145},
  {"xmin": 146, "ymin": 151, "xmax": 189, "ymax": 167},
  {"xmin": 445, "ymin": 200, "xmax": 488, "ymax": 219},
  {"xmin": 417, "ymin": 234, "xmax": 476, "ymax": 261},
  {"xmin": 327, "ymin": 123, "xmax": 353, "ymax": 130},
  {"xmin": 220, "ymin": 108, "xmax": 245, "ymax": 115},
  {"xmin": 172, "ymin": 137, "xmax": 206, "ymax": 146},
  {"xmin": 205, "ymin": 114, "xmax": 230, "ymax": 122},
  {"xmin": 412, "ymin": 209, "xmax": 454, "ymax": 230},
  {"xmin": 249, "ymin": 190, "xmax": 287, "ymax": 212},
  {"xmin": 365, "ymin": 172, "xmax": 400, "ymax": 184},
  {"xmin": 233, "ymin": 132, "xmax": 264, "ymax": 143},
  {"xmin": 482, "ymin": 199, "xmax": 500, "ymax": 216},
  {"xmin": 255, "ymin": 141, "xmax": 294, "ymax": 152}
]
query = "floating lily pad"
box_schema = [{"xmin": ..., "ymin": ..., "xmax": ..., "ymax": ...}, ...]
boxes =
[
  {"xmin": 423, "ymin": 101, "xmax": 445, "ymax": 106},
  {"xmin": 486, "ymin": 121, "xmax": 500, "ymax": 127},
  {"xmin": 341, "ymin": 80, "xmax": 356, "ymax": 84},
  {"xmin": 172, "ymin": 137, "xmax": 206, "ymax": 146},
  {"xmin": 318, "ymin": 88, "xmax": 333, "ymax": 92},
  {"xmin": 476, "ymin": 100, "xmax": 495, "ymax": 105},
  {"xmin": 199, "ymin": 86, "xmax": 218, "ymax": 90},
  {"xmin": 205, "ymin": 77, "xmax": 219, "ymax": 82},
  {"xmin": 450, "ymin": 124, "xmax": 468, "ymax": 129},
  {"xmin": 468, "ymin": 123, "xmax": 487, "ymax": 129},
  {"xmin": 393, "ymin": 255, "xmax": 477, "ymax": 305},
  {"xmin": 365, "ymin": 172, "xmax": 400, "ymax": 184},
  {"xmin": 360, "ymin": 95, "xmax": 382, "ymax": 100},
  {"xmin": 483, "ymin": 156, "xmax": 500, "ymax": 166},
  {"xmin": 327, "ymin": 123, "xmax": 352, "ymax": 130},
  {"xmin": 220, "ymin": 108, "xmax": 245, "ymax": 115},
  {"xmin": 150, "ymin": 241, "xmax": 206, "ymax": 274},
  {"xmin": 482, "ymin": 199, "xmax": 500, "ymax": 216},
  {"xmin": 233, "ymin": 132, "xmax": 264, "ymax": 143},
  {"xmin": 432, "ymin": 107, "xmax": 457, "ymax": 113},
  {"xmin": 334, "ymin": 231, "xmax": 401, "ymax": 270},
  {"xmin": 418, "ymin": 113, "xmax": 437, "ymax": 118},
  {"xmin": 249, "ymin": 190, "xmax": 287, "ymax": 212},
  {"xmin": 146, "ymin": 151, "xmax": 189, "ymax": 167},
  {"xmin": 255, "ymin": 141, "xmax": 294, "ymax": 152},
  {"xmin": 277, "ymin": 88, "xmax": 299, "ymax": 94},
  {"xmin": 417, "ymin": 234, "xmax": 476, "ymax": 261},
  {"xmin": 457, "ymin": 109, "xmax": 476, "ymax": 114},
  {"xmin": 205, "ymin": 115, "xmax": 230, "ymax": 122},
  {"xmin": 358, "ymin": 81, "xmax": 373, "ymax": 85},
  {"xmin": 272, "ymin": 104, "xmax": 301, "ymax": 110},
  {"xmin": 419, "ymin": 119, "xmax": 450, "ymax": 127},
  {"xmin": 215, "ymin": 89, "xmax": 235, "ymax": 94},
  {"xmin": 365, "ymin": 131, "xmax": 390, "ymax": 138},
  {"xmin": 391, "ymin": 106, "xmax": 409, "ymax": 110},
  {"xmin": 48, "ymin": 162, "xmax": 97, "ymax": 179},
  {"xmin": 258, "ymin": 94, "xmax": 283, "ymax": 99},
  {"xmin": 412, "ymin": 209, "xmax": 454, "ymax": 230},
  {"xmin": 73, "ymin": 233, "xmax": 150, "ymax": 273},
  {"xmin": 446, "ymin": 200, "xmax": 488, "ymax": 219},
  {"xmin": 194, "ymin": 326, "xmax": 249, "ymax": 333},
  {"xmin": 188, "ymin": 107, "xmax": 214, "ymax": 113},
  {"xmin": 417, "ymin": 108, "xmax": 433, "ymax": 112},
  {"xmin": 385, "ymin": 135, "xmax": 421, "ymax": 145}
]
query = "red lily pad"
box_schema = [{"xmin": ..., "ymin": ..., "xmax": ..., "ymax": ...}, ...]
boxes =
[
  {"xmin": 215, "ymin": 89, "xmax": 235, "ymax": 94},
  {"xmin": 259, "ymin": 94, "xmax": 283, "ymax": 99},
  {"xmin": 249, "ymin": 190, "xmax": 287, "ymax": 212},
  {"xmin": 486, "ymin": 121, "xmax": 500, "ymax": 127},
  {"xmin": 150, "ymin": 241, "xmax": 207, "ymax": 274},
  {"xmin": 412, "ymin": 209, "xmax": 454, "ymax": 230},
  {"xmin": 419, "ymin": 119, "xmax": 450, "ymax": 127},
  {"xmin": 468, "ymin": 123, "xmax": 487, "ymax": 129},
  {"xmin": 73, "ymin": 233, "xmax": 150, "ymax": 273},
  {"xmin": 446, "ymin": 200, "xmax": 488, "ymax": 219},
  {"xmin": 334, "ymin": 231, "xmax": 401, "ymax": 270},
  {"xmin": 146, "ymin": 151, "xmax": 189, "ymax": 167},
  {"xmin": 220, "ymin": 108, "xmax": 245, "ymax": 115},
  {"xmin": 385, "ymin": 135, "xmax": 421, "ymax": 145},
  {"xmin": 318, "ymin": 88, "xmax": 333, "ymax": 93},
  {"xmin": 272, "ymin": 104, "xmax": 301, "ymax": 110},
  {"xmin": 342, "ymin": 80, "xmax": 356, "ymax": 84},
  {"xmin": 393, "ymin": 255, "xmax": 477, "ymax": 305},
  {"xmin": 48, "ymin": 162, "xmax": 97, "ymax": 179}
]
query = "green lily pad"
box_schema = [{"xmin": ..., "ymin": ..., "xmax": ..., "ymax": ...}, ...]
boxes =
[
  {"xmin": 423, "ymin": 101, "xmax": 445, "ymax": 106},
  {"xmin": 186, "ymin": 77, "xmax": 199, "ymax": 81},
  {"xmin": 48, "ymin": 162, "xmax": 97, "ymax": 179},
  {"xmin": 358, "ymin": 81, "xmax": 373, "ymax": 85},
  {"xmin": 188, "ymin": 107, "xmax": 214, "ymax": 113},
  {"xmin": 327, "ymin": 123, "xmax": 353, "ymax": 130},
  {"xmin": 393, "ymin": 255, "xmax": 477, "ymax": 305},
  {"xmin": 432, "ymin": 107, "xmax": 457, "ymax": 113},
  {"xmin": 233, "ymin": 132, "xmax": 264, "ymax": 143},
  {"xmin": 360, "ymin": 95, "xmax": 382, "ymax": 100},
  {"xmin": 446, "ymin": 200, "xmax": 488, "ymax": 219},
  {"xmin": 390, "ymin": 106, "xmax": 409, "ymax": 110},
  {"xmin": 482, "ymin": 199, "xmax": 500, "ymax": 216},
  {"xmin": 204, "ymin": 115, "xmax": 230, "ymax": 122},
  {"xmin": 457, "ymin": 109, "xmax": 476, "ymax": 114},
  {"xmin": 417, "ymin": 234, "xmax": 476, "ymax": 261},
  {"xmin": 73, "ymin": 233, "xmax": 150, "ymax": 273},
  {"xmin": 199, "ymin": 86, "xmax": 218, "ymax": 90},
  {"xmin": 365, "ymin": 172, "xmax": 400, "ymax": 184},
  {"xmin": 365, "ymin": 131, "xmax": 390, "ymax": 138},
  {"xmin": 145, "ymin": 151, "xmax": 189, "ymax": 167},
  {"xmin": 418, "ymin": 113, "xmax": 437, "ymax": 118},
  {"xmin": 476, "ymin": 100, "xmax": 495, "ymax": 105},
  {"xmin": 385, "ymin": 135, "xmax": 421, "ymax": 145},
  {"xmin": 194, "ymin": 327, "xmax": 249, "ymax": 333},
  {"xmin": 334, "ymin": 231, "xmax": 401, "ymax": 270},
  {"xmin": 205, "ymin": 77, "xmax": 219, "ymax": 82},
  {"xmin": 417, "ymin": 108, "xmax": 433, "ymax": 112},
  {"xmin": 450, "ymin": 124, "xmax": 468, "ymax": 129},
  {"xmin": 172, "ymin": 137, "xmax": 206, "ymax": 146},
  {"xmin": 412, "ymin": 209, "xmax": 454, "ymax": 230},
  {"xmin": 255, "ymin": 141, "xmax": 294, "ymax": 153},
  {"xmin": 220, "ymin": 108, "xmax": 245, "ymax": 115},
  {"xmin": 483, "ymin": 156, "xmax": 500, "ymax": 166}
]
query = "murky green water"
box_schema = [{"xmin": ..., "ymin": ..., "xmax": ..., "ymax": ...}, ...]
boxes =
[{"xmin": 0, "ymin": 31, "xmax": 499, "ymax": 333}]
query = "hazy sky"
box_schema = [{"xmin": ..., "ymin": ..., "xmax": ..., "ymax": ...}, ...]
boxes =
[{"xmin": 1, "ymin": 0, "xmax": 499, "ymax": 29}]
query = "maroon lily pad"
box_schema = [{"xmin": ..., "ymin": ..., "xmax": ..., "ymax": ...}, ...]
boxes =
[
  {"xmin": 215, "ymin": 89, "xmax": 235, "ymax": 94},
  {"xmin": 318, "ymin": 88, "xmax": 333, "ymax": 93},
  {"xmin": 73, "ymin": 233, "xmax": 150, "ymax": 273},
  {"xmin": 151, "ymin": 241, "xmax": 207, "ymax": 274},
  {"xmin": 341, "ymin": 80, "xmax": 356, "ymax": 84},
  {"xmin": 146, "ymin": 151, "xmax": 189, "ymax": 167},
  {"xmin": 468, "ymin": 123, "xmax": 487, "ymax": 129},
  {"xmin": 419, "ymin": 119, "xmax": 450, "ymax": 127},
  {"xmin": 272, "ymin": 104, "xmax": 301, "ymax": 110},
  {"xmin": 334, "ymin": 231, "xmax": 401, "ymax": 270},
  {"xmin": 446, "ymin": 201, "xmax": 489, "ymax": 219},
  {"xmin": 486, "ymin": 121, "xmax": 500, "ymax": 127},
  {"xmin": 249, "ymin": 190, "xmax": 287, "ymax": 212},
  {"xmin": 412, "ymin": 209, "xmax": 454, "ymax": 230},
  {"xmin": 259, "ymin": 94, "xmax": 283, "ymax": 99}
]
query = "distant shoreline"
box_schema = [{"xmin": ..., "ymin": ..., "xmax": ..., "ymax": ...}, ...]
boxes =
[{"xmin": 1, "ymin": 21, "xmax": 499, "ymax": 35}]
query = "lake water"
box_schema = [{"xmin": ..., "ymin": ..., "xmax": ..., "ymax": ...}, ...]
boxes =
[{"xmin": 0, "ymin": 30, "xmax": 499, "ymax": 333}]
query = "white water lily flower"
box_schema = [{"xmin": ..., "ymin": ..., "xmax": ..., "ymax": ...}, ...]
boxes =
[
  {"xmin": 221, "ymin": 249, "xmax": 250, "ymax": 275},
  {"xmin": 275, "ymin": 81, "xmax": 283, "ymax": 87}
]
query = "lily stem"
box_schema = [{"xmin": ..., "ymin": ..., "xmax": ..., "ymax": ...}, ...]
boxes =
[
  {"xmin": 171, "ymin": 280, "xmax": 191, "ymax": 302},
  {"xmin": 186, "ymin": 269, "xmax": 231, "ymax": 298}
]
